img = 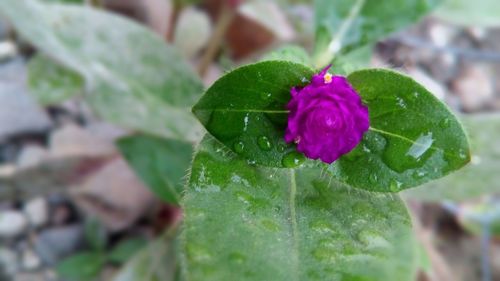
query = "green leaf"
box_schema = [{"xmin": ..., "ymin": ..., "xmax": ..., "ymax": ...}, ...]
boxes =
[
  {"xmin": 403, "ymin": 114, "xmax": 500, "ymax": 202},
  {"xmin": 181, "ymin": 136, "xmax": 417, "ymax": 281},
  {"xmin": 84, "ymin": 218, "xmax": 107, "ymax": 251},
  {"xmin": 192, "ymin": 60, "xmax": 314, "ymax": 168},
  {"xmin": 194, "ymin": 62, "xmax": 469, "ymax": 192},
  {"xmin": 262, "ymin": 45, "xmax": 312, "ymax": 66},
  {"xmin": 109, "ymin": 238, "xmax": 148, "ymax": 264},
  {"xmin": 117, "ymin": 135, "xmax": 194, "ymax": 205},
  {"xmin": 0, "ymin": 0, "xmax": 204, "ymax": 142},
  {"xmin": 327, "ymin": 69, "xmax": 470, "ymax": 192},
  {"xmin": 113, "ymin": 233, "xmax": 180, "ymax": 281},
  {"xmin": 313, "ymin": 0, "xmax": 441, "ymax": 67},
  {"xmin": 28, "ymin": 54, "xmax": 84, "ymax": 106},
  {"xmin": 56, "ymin": 252, "xmax": 106, "ymax": 281},
  {"xmin": 331, "ymin": 45, "xmax": 373, "ymax": 75},
  {"xmin": 434, "ymin": 0, "xmax": 500, "ymax": 27}
]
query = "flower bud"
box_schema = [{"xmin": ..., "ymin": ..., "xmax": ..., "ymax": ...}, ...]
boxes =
[{"xmin": 285, "ymin": 66, "xmax": 370, "ymax": 164}]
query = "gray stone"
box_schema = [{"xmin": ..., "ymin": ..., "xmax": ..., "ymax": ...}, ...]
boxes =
[
  {"xmin": 452, "ymin": 64, "xmax": 495, "ymax": 112},
  {"xmin": 0, "ymin": 58, "xmax": 51, "ymax": 140},
  {"xmin": 0, "ymin": 247, "xmax": 18, "ymax": 277},
  {"xmin": 0, "ymin": 211, "xmax": 28, "ymax": 238},
  {"xmin": 20, "ymin": 249, "xmax": 41, "ymax": 271},
  {"xmin": 34, "ymin": 225, "xmax": 84, "ymax": 265},
  {"xmin": 23, "ymin": 197, "xmax": 49, "ymax": 228},
  {"xmin": 16, "ymin": 145, "xmax": 49, "ymax": 169},
  {"xmin": 0, "ymin": 19, "xmax": 9, "ymax": 40},
  {"xmin": 13, "ymin": 272, "xmax": 46, "ymax": 281}
]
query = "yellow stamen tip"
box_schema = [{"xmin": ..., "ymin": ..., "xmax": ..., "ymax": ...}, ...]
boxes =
[{"xmin": 324, "ymin": 73, "xmax": 333, "ymax": 84}]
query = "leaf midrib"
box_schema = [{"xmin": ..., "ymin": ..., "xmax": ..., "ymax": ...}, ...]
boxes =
[{"xmin": 288, "ymin": 169, "xmax": 300, "ymax": 281}]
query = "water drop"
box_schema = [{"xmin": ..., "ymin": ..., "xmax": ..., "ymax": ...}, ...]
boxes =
[
  {"xmin": 440, "ymin": 118, "xmax": 451, "ymax": 129},
  {"xmin": 396, "ymin": 97, "xmax": 407, "ymax": 108},
  {"xmin": 277, "ymin": 143, "xmax": 287, "ymax": 152},
  {"xmin": 234, "ymin": 191, "xmax": 254, "ymax": 205},
  {"xmin": 369, "ymin": 174, "xmax": 378, "ymax": 184},
  {"xmin": 260, "ymin": 92, "xmax": 272, "ymax": 101},
  {"xmin": 459, "ymin": 149, "xmax": 467, "ymax": 159},
  {"xmin": 282, "ymin": 151, "xmax": 305, "ymax": 168},
  {"xmin": 233, "ymin": 141, "xmax": 245, "ymax": 153},
  {"xmin": 309, "ymin": 220, "xmax": 334, "ymax": 234},
  {"xmin": 243, "ymin": 114, "xmax": 250, "ymax": 132},
  {"xmin": 228, "ymin": 252, "xmax": 246, "ymax": 264},
  {"xmin": 389, "ymin": 179, "xmax": 402, "ymax": 192},
  {"xmin": 406, "ymin": 132, "xmax": 434, "ymax": 159},
  {"xmin": 261, "ymin": 219, "xmax": 280, "ymax": 232},
  {"xmin": 357, "ymin": 229, "xmax": 388, "ymax": 247},
  {"xmin": 257, "ymin": 136, "xmax": 272, "ymax": 151}
]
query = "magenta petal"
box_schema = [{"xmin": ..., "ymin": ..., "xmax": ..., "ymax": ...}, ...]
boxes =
[{"xmin": 284, "ymin": 67, "xmax": 370, "ymax": 164}]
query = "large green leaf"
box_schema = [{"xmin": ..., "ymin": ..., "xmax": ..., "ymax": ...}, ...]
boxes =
[
  {"xmin": 56, "ymin": 252, "xmax": 106, "ymax": 281},
  {"xmin": 28, "ymin": 54, "xmax": 84, "ymax": 106},
  {"xmin": 113, "ymin": 234, "xmax": 180, "ymax": 281},
  {"xmin": 403, "ymin": 114, "xmax": 500, "ymax": 202},
  {"xmin": 434, "ymin": 0, "xmax": 500, "ymax": 27},
  {"xmin": 313, "ymin": 0, "xmax": 441, "ymax": 67},
  {"xmin": 263, "ymin": 45, "xmax": 312, "ymax": 67},
  {"xmin": 192, "ymin": 60, "xmax": 314, "ymax": 168},
  {"xmin": 0, "ymin": 0, "xmax": 204, "ymax": 142},
  {"xmin": 181, "ymin": 136, "xmax": 417, "ymax": 281},
  {"xmin": 109, "ymin": 238, "xmax": 148, "ymax": 265},
  {"xmin": 117, "ymin": 135, "xmax": 194, "ymax": 205},
  {"xmin": 329, "ymin": 69, "xmax": 470, "ymax": 192},
  {"xmin": 193, "ymin": 61, "xmax": 469, "ymax": 192}
]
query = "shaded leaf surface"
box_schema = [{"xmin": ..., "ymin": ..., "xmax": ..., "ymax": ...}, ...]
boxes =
[
  {"xmin": 113, "ymin": 234, "xmax": 179, "ymax": 281},
  {"xmin": 117, "ymin": 135, "xmax": 194, "ymax": 205},
  {"xmin": 56, "ymin": 252, "xmax": 106, "ymax": 281},
  {"xmin": 263, "ymin": 45, "xmax": 312, "ymax": 66},
  {"xmin": 434, "ymin": 0, "xmax": 500, "ymax": 27},
  {"xmin": 0, "ymin": 0, "xmax": 204, "ymax": 142},
  {"xmin": 192, "ymin": 61, "xmax": 314, "ymax": 167},
  {"xmin": 328, "ymin": 69, "xmax": 470, "ymax": 192},
  {"xmin": 28, "ymin": 54, "xmax": 83, "ymax": 105},
  {"xmin": 109, "ymin": 238, "xmax": 148, "ymax": 264},
  {"xmin": 181, "ymin": 137, "xmax": 416, "ymax": 281},
  {"xmin": 403, "ymin": 114, "xmax": 500, "ymax": 202},
  {"xmin": 313, "ymin": 0, "xmax": 441, "ymax": 66}
]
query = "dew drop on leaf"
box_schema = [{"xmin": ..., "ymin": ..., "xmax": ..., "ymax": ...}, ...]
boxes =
[
  {"xmin": 282, "ymin": 151, "xmax": 305, "ymax": 168},
  {"xmin": 406, "ymin": 132, "xmax": 434, "ymax": 159},
  {"xmin": 389, "ymin": 179, "xmax": 402, "ymax": 192},
  {"xmin": 277, "ymin": 143, "xmax": 287, "ymax": 152},
  {"xmin": 233, "ymin": 141, "xmax": 245, "ymax": 153},
  {"xmin": 228, "ymin": 252, "xmax": 247, "ymax": 264},
  {"xmin": 260, "ymin": 92, "xmax": 272, "ymax": 101},
  {"xmin": 257, "ymin": 136, "xmax": 272, "ymax": 151},
  {"xmin": 440, "ymin": 118, "xmax": 451, "ymax": 129}
]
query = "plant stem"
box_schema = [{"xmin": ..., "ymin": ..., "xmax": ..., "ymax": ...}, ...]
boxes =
[
  {"xmin": 87, "ymin": 0, "xmax": 103, "ymax": 9},
  {"xmin": 481, "ymin": 222, "xmax": 492, "ymax": 281},
  {"xmin": 197, "ymin": 4, "xmax": 235, "ymax": 77}
]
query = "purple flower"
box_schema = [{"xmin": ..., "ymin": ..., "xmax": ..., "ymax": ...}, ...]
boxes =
[{"xmin": 284, "ymin": 66, "xmax": 370, "ymax": 164}]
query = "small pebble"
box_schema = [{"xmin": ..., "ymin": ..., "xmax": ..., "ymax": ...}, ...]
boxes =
[
  {"xmin": 34, "ymin": 224, "xmax": 84, "ymax": 265},
  {"xmin": 0, "ymin": 247, "xmax": 18, "ymax": 277},
  {"xmin": 23, "ymin": 197, "xmax": 48, "ymax": 228},
  {"xmin": 21, "ymin": 249, "xmax": 41, "ymax": 271},
  {"xmin": 0, "ymin": 211, "xmax": 28, "ymax": 238}
]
